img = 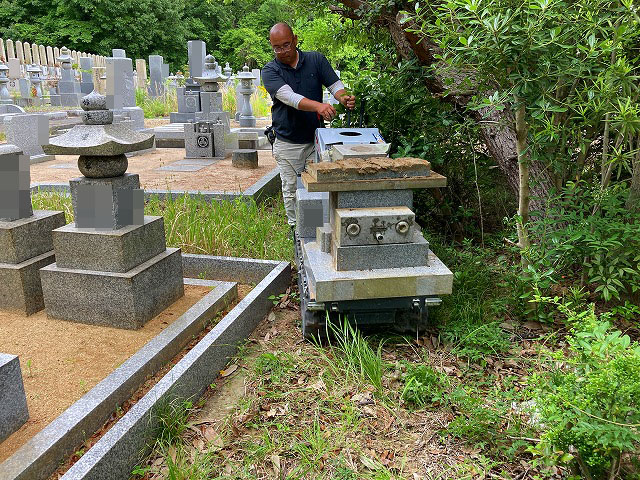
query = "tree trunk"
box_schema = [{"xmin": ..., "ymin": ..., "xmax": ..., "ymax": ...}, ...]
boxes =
[
  {"xmin": 514, "ymin": 99, "xmax": 531, "ymax": 266},
  {"xmin": 333, "ymin": 3, "xmax": 555, "ymax": 212}
]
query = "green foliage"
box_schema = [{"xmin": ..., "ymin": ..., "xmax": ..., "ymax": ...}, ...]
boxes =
[
  {"xmin": 530, "ymin": 302, "xmax": 640, "ymax": 478},
  {"xmin": 433, "ymin": 240, "xmax": 513, "ymax": 360},
  {"xmin": 214, "ymin": 27, "xmax": 272, "ymax": 70},
  {"xmin": 255, "ymin": 352, "xmax": 293, "ymax": 383},
  {"xmin": 135, "ymin": 87, "xmax": 177, "ymax": 118},
  {"xmin": 401, "ymin": 363, "xmax": 449, "ymax": 409},
  {"xmin": 152, "ymin": 397, "xmax": 194, "ymax": 447},
  {"xmin": 527, "ymin": 181, "xmax": 640, "ymax": 302},
  {"xmin": 325, "ymin": 319, "xmax": 386, "ymax": 396}
]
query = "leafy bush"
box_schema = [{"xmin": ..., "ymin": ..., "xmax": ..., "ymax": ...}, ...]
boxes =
[
  {"xmin": 530, "ymin": 302, "xmax": 640, "ymax": 479},
  {"xmin": 401, "ymin": 363, "xmax": 449, "ymax": 409},
  {"xmin": 135, "ymin": 86, "xmax": 178, "ymax": 118},
  {"xmin": 527, "ymin": 181, "xmax": 640, "ymax": 302}
]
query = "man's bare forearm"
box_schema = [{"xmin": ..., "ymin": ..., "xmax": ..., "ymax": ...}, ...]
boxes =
[{"xmin": 298, "ymin": 97, "xmax": 323, "ymax": 112}]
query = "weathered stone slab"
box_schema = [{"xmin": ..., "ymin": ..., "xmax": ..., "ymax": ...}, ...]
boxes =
[
  {"xmin": 0, "ymin": 250, "xmax": 56, "ymax": 315},
  {"xmin": 303, "ymin": 241, "xmax": 452, "ymax": 303},
  {"xmin": 302, "ymin": 171, "xmax": 447, "ymax": 192},
  {"xmin": 157, "ymin": 164, "xmax": 204, "ymax": 172},
  {"xmin": 0, "ymin": 354, "xmax": 29, "ymax": 443},
  {"xmin": 4, "ymin": 114, "xmax": 50, "ymax": 160},
  {"xmin": 40, "ymin": 248, "xmax": 185, "ymax": 329},
  {"xmin": 52, "ymin": 216, "xmax": 166, "ymax": 273},
  {"xmin": 307, "ymin": 156, "xmax": 430, "ymax": 182},
  {"xmin": 330, "ymin": 143, "xmax": 390, "ymax": 160},
  {"xmin": 332, "ymin": 234, "xmax": 430, "ymax": 271},
  {"xmin": 0, "ymin": 210, "xmax": 66, "ymax": 264},
  {"xmin": 331, "ymin": 190, "xmax": 413, "ymax": 210}
]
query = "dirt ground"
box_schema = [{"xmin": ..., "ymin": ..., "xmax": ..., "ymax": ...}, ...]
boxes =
[
  {"xmin": 30, "ymin": 148, "xmax": 277, "ymax": 193},
  {"xmin": 0, "ymin": 284, "xmax": 214, "ymax": 463}
]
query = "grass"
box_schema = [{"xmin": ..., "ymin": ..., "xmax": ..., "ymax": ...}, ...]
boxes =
[
  {"xmin": 31, "ymin": 191, "xmax": 292, "ymax": 261},
  {"xmin": 221, "ymin": 83, "xmax": 271, "ymax": 118},
  {"xmin": 136, "ymin": 86, "xmax": 178, "ymax": 118}
]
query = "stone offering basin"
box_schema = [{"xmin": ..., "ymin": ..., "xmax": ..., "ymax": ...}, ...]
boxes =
[{"xmin": 43, "ymin": 123, "xmax": 154, "ymax": 157}]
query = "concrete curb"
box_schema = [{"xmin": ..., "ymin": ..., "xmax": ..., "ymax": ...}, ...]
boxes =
[
  {"xmin": 31, "ymin": 168, "xmax": 281, "ymax": 204},
  {"xmin": 0, "ymin": 278, "xmax": 237, "ymax": 480},
  {"xmin": 60, "ymin": 260, "xmax": 290, "ymax": 479}
]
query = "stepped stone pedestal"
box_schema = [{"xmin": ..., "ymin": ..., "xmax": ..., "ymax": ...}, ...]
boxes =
[
  {"xmin": 0, "ymin": 144, "xmax": 65, "ymax": 315},
  {"xmin": 41, "ymin": 91, "xmax": 184, "ymax": 329},
  {"xmin": 0, "ymin": 353, "xmax": 29, "ymax": 443}
]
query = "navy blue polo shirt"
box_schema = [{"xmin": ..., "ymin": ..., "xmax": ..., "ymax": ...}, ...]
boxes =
[{"xmin": 263, "ymin": 50, "xmax": 340, "ymax": 144}]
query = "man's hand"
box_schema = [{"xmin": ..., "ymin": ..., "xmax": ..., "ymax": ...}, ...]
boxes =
[
  {"xmin": 315, "ymin": 102, "xmax": 337, "ymax": 121},
  {"xmin": 339, "ymin": 94, "xmax": 356, "ymax": 110}
]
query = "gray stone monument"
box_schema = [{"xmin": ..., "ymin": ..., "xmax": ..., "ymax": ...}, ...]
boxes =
[
  {"xmin": 148, "ymin": 55, "xmax": 165, "ymax": 97},
  {"xmin": 169, "ymin": 40, "xmax": 205, "ymax": 123},
  {"xmin": 237, "ymin": 65, "xmax": 256, "ymax": 127},
  {"xmin": 184, "ymin": 121, "xmax": 225, "ymax": 159},
  {"xmin": 0, "ymin": 144, "xmax": 66, "ymax": 315},
  {"xmin": 0, "ymin": 62, "xmax": 12, "ymax": 104},
  {"xmin": 193, "ymin": 55, "xmax": 230, "ymax": 132},
  {"xmin": 56, "ymin": 47, "xmax": 82, "ymax": 106},
  {"xmin": 232, "ymin": 149, "xmax": 258, "ymax": 169},
  {"xmin": 40, "ymin": 91, "xmax": 184, "ymax": 329},
  {"xmin": 0, "ymin": 354, "xmax": 29, "ymax": 442},
  {"xmin": 4, "ymin": 114, "xmax": 54, "ymax": 163},
  {"xmin": 106, "ymin": 55, "xmax": 145, "ymax": 131},
  {"xmin": 79, "ymin": 56, "xmax": 94, "ymax": 94}
]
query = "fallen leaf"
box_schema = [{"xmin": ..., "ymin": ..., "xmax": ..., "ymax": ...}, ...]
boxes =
[
  {"xmin": 268, "ymin": 312, "xmax": 276, "ymax": 322},
  {"xmin": 310, "ymin": 378, "xmax": 326, "ymax": 392},
  {"xmin": 193, "ymin": 438, "xmax": 205, "ymax": 452},
  {"xmin": 202, "ymin": 426, "xmax": 224, "ymax": 449},
  {"xmin": 351, "ymin": 392, "xmax": 374, "ymax": 406},
  {"xmin": 168, "ymin": 445, "xmax": 177, "ymax": 462},
  {"xmin": 271, "ymin": 454, "xmax": 281, "ymax": 476},
  {"xmin": 360, "ymin": 455, "xmax": 381, "ymax": 471},
  {"xmin": 220, "ymin": 364, "xmax": 238, "ymax": 377}
]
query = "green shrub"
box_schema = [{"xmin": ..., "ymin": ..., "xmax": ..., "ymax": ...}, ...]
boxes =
[
  {"xmin": 401, "ymin": 363, "xmax": 449, "ymax": 409},
  {"xmin": 530, "ymin": 302, "xmax": 640, "ymax": 479}
]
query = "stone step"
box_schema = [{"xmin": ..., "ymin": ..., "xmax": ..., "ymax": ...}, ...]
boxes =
[
  {"xmin": 40, "ymin": 248, "xmax": 184, "ymax": 329},
  {"xmin": 52, "ymin": 216, "xmax": 167, "ymax": 273},
  {"xmin": 0, "ymin": 210, "xmax": 66, "ymax": 264},
  {"xmin": 0, "ymin": 250, "xmax": 56, "ymax": 315}
]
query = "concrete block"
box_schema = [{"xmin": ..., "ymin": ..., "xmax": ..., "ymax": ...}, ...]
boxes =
[
  {"xmin": 332, "ymin": 233, "xmax": 430, "ymax": 271},
  {"xmin": 0, "ymin": 250, "xmax": 56, "ymax": 315},
  {"xmin": 316, "ymin": 223, "xmax": 332, "ymax": 253},
  {"xmin": 53, "ymin": 216, "xmax": 167, "ymax": 273},
  {"xmin": 295, "ymin": 188, "xmax": 328, "ymax": 238},
  {"xmin": 232, "ymin": 149, "xmax": 258, "ymax": 169},
  {"xmin": 40, "ymin": 248, "xmax": 185, "ymax": 329},
  {"xmin": 0, "ymin": 210, "xmax": 66, "ymax": 264},
  {"xmin": 69, "ymin": 174, "xmax": 144, "ymax": 229},
  {"xmin": 0, "ymin": 354, "xmax": 29, "ymax": 443},
  {"xmin": 302, "ymin": 241, "xmax": 453, "ymax": 303}
]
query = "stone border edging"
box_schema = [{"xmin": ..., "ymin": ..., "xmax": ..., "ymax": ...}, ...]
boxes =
[
  {"xmin": 0, "ymin": 274, "xmax": 242, "ymax": 480},
  {"xmin": 30, "ymin": 168, "xmax": 281, "ymax": 204},
  {"xmin": 60, "ymin": 260, "xmax": 290, "ymax": 480}
]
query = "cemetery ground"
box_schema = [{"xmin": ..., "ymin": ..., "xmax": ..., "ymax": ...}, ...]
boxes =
[{"xmin": 1, "ymin": 191, "xmax": 638, "ymax": 479}]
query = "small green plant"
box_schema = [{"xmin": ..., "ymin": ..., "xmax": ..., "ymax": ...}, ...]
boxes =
[
  {"xmin": 401, "ymin": 363, "xmax": 449, "ymax": 409},
  {"xmin": 25, "ymin": 358, "xmax": 33, "ymax": 377},
  {"xmin": 529, "ymin": 301, "xmax": 640, "ymax": 479},
  {"xmin": 152, "ymin": 397, "xmax": 194, "ymax": 448},
  {"xmin": 254, "ymin": 352, "xmax": 292, "ymax": 384},
  {"xmin": 325, "ymin": 319, "xmax": 385, "ymax": 396}
]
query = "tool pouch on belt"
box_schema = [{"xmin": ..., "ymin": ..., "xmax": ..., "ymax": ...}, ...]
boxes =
[{"xmin": 264, "ymin": 125, "xmax": 276, "ymax": 146}]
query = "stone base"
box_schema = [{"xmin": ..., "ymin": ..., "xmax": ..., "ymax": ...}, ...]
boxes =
[
  {"xmin": 0, "ymin": 250, "xmax": 56, "ymax": 315},
  {"xmin": 239, "ymin": 116, "xmax": 256, "ymax": 127},
  {"xmin": 40, "ymin": 248, "xmax": 185, "ymax": 329},
  {"xmin": 232, "ymin": 149, "xmax": 258, "ymax": 169},
  {"xmin": 60, "ymin": 93, "xmax": 81, "ymax": 107},
  {"xmin": 0, "ymin": 354, "xmax": 29, "ymax": 443},
  {"xmin": 30, "ymin": 154, "xmax": 55, "ymax": 164},
  {"xmin": 169, "ymin": 112, "xmax": 196, "ymax": 123},
  {"xmin": 302, "ymin": 241, "xmax": 452, "ymax": 303},
  {"xmin": 332, "ymin": 234, "xmax": 430, "ymax": 271},
  {"xmin": 0, "ymin": 210, "xmax": 66, "ymax": 264},
  {"xmin": 53, "ymin": 216, "xmax": 167, "ymax": 273},
  {"xmin": 295, "ymin": 188, "xmax": 328, "ymax": 238}
]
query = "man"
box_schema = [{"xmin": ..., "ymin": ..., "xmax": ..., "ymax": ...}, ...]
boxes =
[{"xmin": 262, "ymin": 22, "xmax": 356, "ymax": 229}]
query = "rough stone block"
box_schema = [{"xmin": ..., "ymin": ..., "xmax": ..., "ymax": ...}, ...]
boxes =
[
  {"xmin": 0, "ymin": 354, "xmax": 29, "ymax": 443},
  {"xmin": 53, "ymin": 216, "xmax": 167, "ymax": 273},
  {"xmin": 40, "ymin": 248, "xmax": 185, "ymax": 329},
  {"xmin": 295, "ymin": 188, "xmax": 328, "ymax": 238},
  {"xmin": 4, "ymin": 113, "xmax": 50, "ymax": 158},
  {"xmin": 316, "ymin": 223, "xmax": 332, "ymax": 253},
  {"xmin": 0, "ymin": 144, "xmax": 32, "ymax": 221},
  {"xmin": 69, "ymin": 174, "xmax": 144, "ymax": 229},
  {"xmin": 332, "ymin": 233, "xmax": 430, "ymax": 271},
  {"xmin": 232, "ymin": 149, "xmax": 258, "ymax": 169},
  {"xmin": 0, "ymin": 250, "xmax": 56, "ymax": 315},
  {"xmin": 330, "ymin": 143, "xmax": 390, "ymax": 160},
  {"xmin": 0, "ymin": 210, "xmax": 66, "ymax": 264}
]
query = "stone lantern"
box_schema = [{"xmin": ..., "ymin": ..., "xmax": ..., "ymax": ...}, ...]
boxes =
[
  {"xmin": 193, "ymin": 55, "xmax": 227, "ymax": 93},
  {"xmin": 26, "ymin": 64, "xmax": 42, "ymax": 98},
  {"xmin": 237, "ymin": 64, "xmax": 256, "ymax": 127},
  {"xmin": 223, "ymin": 62, "xmax": 232, "ymax": 79},
  {"xmin": 0, "ymin": 62, "xmax": 12, "ymax": 103}
]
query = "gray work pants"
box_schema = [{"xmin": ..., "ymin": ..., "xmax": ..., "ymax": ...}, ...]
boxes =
[{"xmin": 272, "ymin": 138, "xmax": 315, "ymax": 226}]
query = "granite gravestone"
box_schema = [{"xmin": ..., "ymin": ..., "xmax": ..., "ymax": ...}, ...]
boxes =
[
  {"xmin": 79, "ymin": 56, "xmax": 94, "ymax": 94},
  {"xmin": 0, "ymin": 354, "xmax": 29, "ymax": 443},
  {"xmin": 4, "ymin": 114, "xmax": 54, "ymax": 163},
  {"xmin": 40, "ymin": 91, "xmax": 184, "ymax": 329},
  {"xmin": 0, "ymin": 144, "xmax": 66, "ymax": 314}
]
